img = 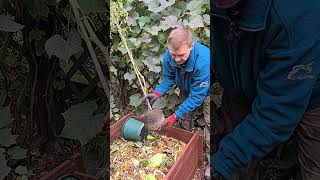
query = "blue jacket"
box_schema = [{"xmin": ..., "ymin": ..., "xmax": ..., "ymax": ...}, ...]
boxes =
[
  {"xmin": 155, "ymin": 41, "xmax": 210, "ymax": 118},
  {"xmin": 211, "ymin": 0, "xmax": 320, "ymax": 178}
]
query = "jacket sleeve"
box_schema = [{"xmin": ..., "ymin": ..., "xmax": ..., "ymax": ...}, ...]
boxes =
[
  {"xmin": 155, "ymin": 54, "xmax": 175, "ymax": 96},
  {"xmin": 175, "ymin": 61, "xmax": 210, "ymax": 118},
  {"xmin": 212, "ymin": 16, "xmax": 320, "ymax": 179}
]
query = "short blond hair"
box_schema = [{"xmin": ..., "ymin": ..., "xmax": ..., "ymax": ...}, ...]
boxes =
[{"xmin": 167, "ymin": 28, "xmax": 193, "ymax": 50}]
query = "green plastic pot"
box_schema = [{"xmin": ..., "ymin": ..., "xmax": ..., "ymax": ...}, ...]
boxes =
[
  {"xmin": 57, "ymin": 174, "xmax": 80, "ymax": 180},
  {"xmin": 122, "ymin": 117, "xmax": 147, "ymax": 141}
]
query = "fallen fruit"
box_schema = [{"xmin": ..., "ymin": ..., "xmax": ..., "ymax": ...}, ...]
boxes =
[
  {"xmin": 148, "ymin": 153, "xmax": 166, "ymax": 168},
  {"xmin": 145, "ymin": 174, "xmax": 157, "ymax": 180}
]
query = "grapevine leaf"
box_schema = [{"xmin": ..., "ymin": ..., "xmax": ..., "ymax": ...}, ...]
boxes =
[
  {"xmin": 61, "ymin": 101, "xmax": 104, "ymax": 146},
  {"xmin": 129, "ymin": 93, "xmax": 143, "ymax": 107},
  {"xmin": 8, "ymin": 146, "xmax": 28, "ymax": 160},
  {"xmin": 0, "ymin": 128, "xmax": 18, "ymax": 147},
  {"xmin": 186, "ymin": 17, "xmax": 204, "ymax": 28},
  {"xmin": 124, "ymin": 71, "xmax": 137, "ymax": 81},
  {"xmin": 0, "ymin": 148, "xmax": 10, "ymax": 180},
  {"xmin": 78, "ymin": 0, "xmax": 106, "ymax": 13},
  {"xmin": 143, "ymin": 58, "xmax": 161, "ymax": 73},
  {"xmin": 15, "ymin": 166, "xmax": 28, "ymax": 175},
  {"xmin": 0, "ymin": 15, "xmax": 24, "ymax": 32},
  {"xmin": 138, "ymin": 16, "xmax": 151, "ymax": 27},
  {"xmin": 45, "ymin": 29, "xmax": 83, "ymax": 62},
  {"xmin": 0, "ymin": 106, "xmax": 12, "ymax": 129}
]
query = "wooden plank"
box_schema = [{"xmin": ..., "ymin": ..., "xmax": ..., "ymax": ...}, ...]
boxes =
[
  {"xmin": 40, "ymin": 153, "xmax": 85, "ymax": 180},
  {"xmin": 165, "ymin": 131, "xmax": 200, "ymax": 180},
  {"xmin": 73, "ymin": 172, "xmax": 98, "ymax": 180},
  {"xmin": 157, "ymin": 126, "xmax": 194, "ymax": 143}
]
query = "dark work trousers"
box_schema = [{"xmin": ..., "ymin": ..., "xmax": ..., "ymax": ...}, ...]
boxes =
[
  {"xmin": 213, "ymin": 93, "xmax": 320, "ymax": 180},
  {"xmin": 177, "ymin": 93, "xmax": 210, "ymax": 154}
]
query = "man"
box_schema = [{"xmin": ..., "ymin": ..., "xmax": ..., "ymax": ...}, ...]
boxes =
[
  {"xmin": 211, "ymin": 0, "xmax": 320, "ymax": 179},
  {"xmin": 145, "ymin": 28, "xmax": 211, "ymax": 177}
]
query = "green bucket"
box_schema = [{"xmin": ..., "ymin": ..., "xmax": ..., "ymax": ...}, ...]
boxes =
[{"xmin": 122, "ymin": 117, "xmax": 147, "ymax": 141}]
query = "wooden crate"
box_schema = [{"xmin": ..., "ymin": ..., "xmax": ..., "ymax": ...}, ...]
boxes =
[{"xmin": 110, "ymin": 111, "xmax": 203, "ymax": 180}]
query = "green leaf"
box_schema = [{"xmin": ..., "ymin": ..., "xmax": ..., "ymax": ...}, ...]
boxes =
[
  {"xmin": 128, "ymin": 37, "xmax": 142, "ymax": 48},
  {"xmin": 203, "ymin": 14, "xmax": 210, "ymax": 25},
  {"xmin": 17, "ymin": 175, "xmax": 28, "ymax": 180},
  {"xmin": 159, "ymin": 15, "xmax": 182, "ymax": 30},
  {"xmin": 0, "ymin": 148, "xmax": 10, "ymax": 180},
  {"xmin": 124, "ymin": 71, "xmax": 137, "ymax": 81},
  {"xmin": 186, "ymin": 0, "xmax": 206, "ymax": 13},
  {"xmin": 8, "ymin": 146, "xmax": 28, "ymax": 160},
  {"xmin": 45, "ymin": 29, "xmax": 83, "ymax": 62},
  {"xmin": 143, "ymin": 58, "xmax": 161, "ymax": 73},
  {"xmin": 152, "ymin": 98, "xmax": 167, "ymax": 109},
  {"xmin": 61, "ymin": 101, "xmax": 105, "ymax": 146},
  {"xmin": 78, "ymin": 0, "xmax": 106, "ymax": 13},
  {"xmin": 44, "ymin": 0, "xmax": 57, "ymax": 5},
  {"xmin": 186, "ymin": 17, "xmax": 204, "ymax": 28},
  {"xmin": 15, "ymin": 166, "xmax": 27, "ymax": 175},
  {"xmin": 138, "ymin": 16, "xmax": 151, "ymax": 27},
  {"xmin": 141, "ymin": 0, "xmax": 175, "ymax": 13},
  {"xmin": 0, "ymin": 128, "xmax": 18, "ymax": 147},
  {"xmin": 126, "ymin": 14, "xmax": 139, "ymax": 26},
  {"xmin": 23, "ymin": 0, "xmax": 49, "ymax": 18},
  {"xmin": 2, "ymin": 55, "xmax": 17, "ymax": 67},
  {"xmin": 145, "ymin": 25, "xmax": 162, "ymax": 36},
  {"xmin": 0, "ymin": 106, "xmax": 12, "ymax": 129},
  {"xmin": 29, "ymin": 30, "xmax": 46, "ymax": 42},
  {"xmin": 0, "ymin": 15, "xmax": 24, "ymax": 32},
  {"xmin": 129, "ymin": 93, "xmax": 143, "ymax": 107}
]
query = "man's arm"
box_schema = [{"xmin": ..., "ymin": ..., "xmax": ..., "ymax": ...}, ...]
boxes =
[
  {"xmin": 212, "ymin": 16, "xmax": 320, "ymax": 178},
  {"xmin": 175, "ymin": 62, "xmax": 210, "ymax": 118},
  {"xmin": 155, "ymin": 53, "xmax": 175, "ymax": 96}
]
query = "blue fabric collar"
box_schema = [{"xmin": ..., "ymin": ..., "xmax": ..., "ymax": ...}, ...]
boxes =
[
  {"xmin": 169, "ymin": 41, "xmax": 197, "ymax": 72},
  {"xmin": 212, "ymin": 0, "xmax": 271, "ymax": 31}
]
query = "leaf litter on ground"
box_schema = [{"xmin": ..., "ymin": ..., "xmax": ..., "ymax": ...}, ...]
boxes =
[{"xmin": 110, "ymin": 132, "xmax": 186, "ymax": 180}]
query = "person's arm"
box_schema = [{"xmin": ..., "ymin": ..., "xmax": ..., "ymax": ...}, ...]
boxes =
[
  {"xmin": 212, "ymin": 13, "xmax": 320, "ymax": 179},
  {"xmin": 155, "ymin": 53, "xmax": 175, "ymax": 96},
  {"xmin": 175, "ymin": 60, "xmax": 210, "ymax": 118}
]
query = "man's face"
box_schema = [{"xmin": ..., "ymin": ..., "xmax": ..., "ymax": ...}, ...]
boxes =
[
  {"xmin": 213, "ymin": 0, "xmax": 241, "ymax": 9},
  {"xmin": 169, "ymin": 43, "xmax": 194, "ymax": 65}
]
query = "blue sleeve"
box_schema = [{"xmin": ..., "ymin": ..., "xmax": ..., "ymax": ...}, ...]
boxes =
[
  {"xmin": 175, "ymin": 62, "xmax": 210, "ymax": 118},
  {"xmin": 155, "ymin": 54, "xmax": 175, "ymax": 96},
  {"xmin": 212, "ymin": 20, "xmax": 320, "ymax": 179}
]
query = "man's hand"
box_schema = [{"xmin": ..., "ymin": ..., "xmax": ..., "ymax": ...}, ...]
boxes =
[
  {"xmin": 145, "ymin": 92, "xmax": 160, "ymax": 106},
  {"xmin": 164, "ymin": 114, "xmax": 177, "ymax": 126}
]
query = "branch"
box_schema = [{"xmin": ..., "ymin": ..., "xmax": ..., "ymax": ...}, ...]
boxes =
[
  {"xmin": 69, "ymin": 0, "xmax": 109, "ymax": 101},
  {"xmin": 83, "ymin": 19, "xmax": 110, "ymax": 67}
]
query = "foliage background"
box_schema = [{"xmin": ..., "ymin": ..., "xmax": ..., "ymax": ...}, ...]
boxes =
[
  {"xmin": 110, "ymin": 0, "xmax": 210, "ymax": 121},
  {"xmin": 0, "ymin": 0, "xmax": 108, "ymax": 179}
]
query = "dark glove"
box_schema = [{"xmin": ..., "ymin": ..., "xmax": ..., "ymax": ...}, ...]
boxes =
[
  {"xmin": 145, "ymin": 92, "xmax": 160, "ymax": 106},
  {"xmin": 163, "ymin": 113, "xmax": 177, "ymax": 126}
]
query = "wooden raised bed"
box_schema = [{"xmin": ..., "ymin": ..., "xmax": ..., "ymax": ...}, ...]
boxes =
[
  {"xmin": 40, "ymin": 153, "xmax": 98, "ymax": 180},
  {"xmin": 111, "ymin": 111, "xmax": 203, "ymax": 180}
]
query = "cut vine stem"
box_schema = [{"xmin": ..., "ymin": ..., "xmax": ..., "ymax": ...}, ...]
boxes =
[
  {"xmin": 69, "ymin": 0, "xmax": 109, "ymax": 101},
  {"xmin": 114, "ymin": 9, "xmax": 152, "ymax": 111}
]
